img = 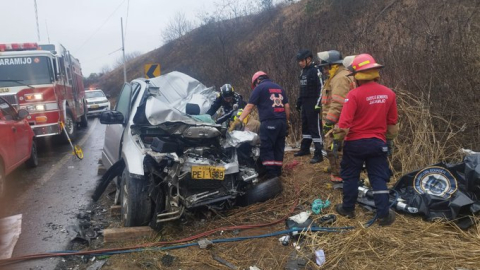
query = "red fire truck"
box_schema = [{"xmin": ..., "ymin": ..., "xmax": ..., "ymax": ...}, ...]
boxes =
[{"xmin": 0, "ymin": 42, "xmax": 88, "ymax": 140}]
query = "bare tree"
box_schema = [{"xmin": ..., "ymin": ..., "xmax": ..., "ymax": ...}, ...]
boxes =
[{"xmin": 161, "ymin": 12, "xmax": 194, "ymax": 43}]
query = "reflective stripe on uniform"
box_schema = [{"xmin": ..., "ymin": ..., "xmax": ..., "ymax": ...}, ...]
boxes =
[
  {"xmin": 302, "ymin": 134, "xmax": 312, "ymax": 139},
  {"xmin": 332, "ymin": 94, "xmax": 346, "ymax": 104},
  {"xmin": 263, "ymin": 160, "xmax": 283, "ymax": 166},
  {"xmin": 372, "ymin": 190, "xmax": 390, "ymax": 194},
  {"xmin": 326, "ymin": 113, "xmax": 339, "ymax": 122}
]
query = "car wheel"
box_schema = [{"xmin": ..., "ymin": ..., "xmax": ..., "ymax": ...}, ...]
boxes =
[
  {"xmin": 0, "ymin": 164, "xmax": 5, "ymax": 198},
  {"xmin": 80, "ymin": 104, "xmax": 88, "ymax": 128},
  {"xmin": 121, "ymin": 169, "xmax": 152, "ymax": 227},
  {"xmin": 239, "ymin": 177, "xmax": 283, "ymax": 206},
  {"xmin": 25, "ymin": 140, "xmax": 38, "ymax": 168},
  {"xmin": 62, "ymin": 109, "xmax": 77, "ymax": 142}
]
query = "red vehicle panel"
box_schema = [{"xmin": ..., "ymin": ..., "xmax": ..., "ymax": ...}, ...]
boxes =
[{"xmin": 0, "ymin": 97, "xmax": 37, "ymax": 197}]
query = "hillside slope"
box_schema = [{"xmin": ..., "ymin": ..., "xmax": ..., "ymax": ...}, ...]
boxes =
[{"xmin": 99, "ymin": 0, "xmax": 480, "ymax": 150}]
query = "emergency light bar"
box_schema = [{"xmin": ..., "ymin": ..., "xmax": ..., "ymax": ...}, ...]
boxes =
[{"xmin": 0, "ymin": 43, "xmax": 39, "ymax": 52}]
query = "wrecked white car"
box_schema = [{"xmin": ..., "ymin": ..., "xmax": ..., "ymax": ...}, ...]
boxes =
[{"xmin": 95, "ymin": 72, "xmax": 282, "ymax": 229}]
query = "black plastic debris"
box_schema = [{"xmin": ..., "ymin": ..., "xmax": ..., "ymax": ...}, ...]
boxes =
[
  {"xmin": 161, "ymin": 254, "xmax": 176, "ymax": 267},
  {"xmin": 392, "ymin": 154, "xmax": 480, "ymax": 228}
]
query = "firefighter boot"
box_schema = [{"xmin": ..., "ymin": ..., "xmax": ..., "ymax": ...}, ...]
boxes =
[
  {"xmin": 310, "ymin": 143, "xmax": 324, "ymax": 164},
  {"xmin": 335, "ymin": 204, "xmax": 355, "ymax": 219},
  {"xmin": 377, "ymin": 209, "xmax": 396, "ymax": 226},
  {"xmin": 294, "ymin": 139, "xmax": 311, "ymax": 157}
]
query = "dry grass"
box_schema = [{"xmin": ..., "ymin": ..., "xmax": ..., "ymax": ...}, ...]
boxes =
[
  {"xmin": 392, "ymin": 89, "xmax": 465, "ymax": 177},
  {"xmin": 100, "ymin": 148, "xmax": 480, "ymax": 270},
  {"xmin": 97, "ymin": 90, "xmax": 480, "ymax": 270}
]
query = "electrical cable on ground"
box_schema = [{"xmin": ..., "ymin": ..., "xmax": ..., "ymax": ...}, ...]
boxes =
[{"xmin": 0, "ymin": 179, "xmax": 398, "ymax": 266}]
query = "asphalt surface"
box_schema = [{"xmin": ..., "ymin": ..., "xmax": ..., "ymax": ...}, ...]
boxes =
[{"xmin": 0, "ymin": 117, "xmax": 105, "ymax": 270}]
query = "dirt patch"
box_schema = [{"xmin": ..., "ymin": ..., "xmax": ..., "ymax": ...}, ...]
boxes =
[{"xmin": 59, "ymin": 152, "xmax": 480, "ymax": 270}]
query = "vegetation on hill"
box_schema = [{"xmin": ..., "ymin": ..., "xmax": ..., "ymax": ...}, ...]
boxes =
[{"xmin": 93, "ymin": 0, "xmax": 479, "ymax": 169}]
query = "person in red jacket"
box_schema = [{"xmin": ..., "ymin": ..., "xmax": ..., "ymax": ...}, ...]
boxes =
[{"xmin": 333, "ymin": 54, "xmax": 399, "ymax": 226}]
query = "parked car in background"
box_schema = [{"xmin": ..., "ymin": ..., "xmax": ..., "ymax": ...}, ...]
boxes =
[
  {"xmin": 85, "ymin": 89, "xmax": 111, "ymax": 116},
  {"xmin": 0, "ymin": 97, "xmax": 38, "ymax": 197}
]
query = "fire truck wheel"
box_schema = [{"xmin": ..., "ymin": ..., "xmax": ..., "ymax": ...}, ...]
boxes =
[
  {"xmin": 25, "ymin": 140, "xmax": 39, "ymax": 168},
  {"xmin": 80, "ymin": 104, "xmax": 88, "ymax": 128},
  {"xmin": 63, "ymin": 109, "xmax": 77, "ymax": 142}
]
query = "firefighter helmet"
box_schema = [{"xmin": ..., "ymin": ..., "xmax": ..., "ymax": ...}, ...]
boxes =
[
  {"xmin": 342, "ymin": 55, "xmax": 357, "ymax": 72},
  {"xmin": 296, "ymin": 49, "xmax": 313, "ymax": 61},
  {"xmin": 251, "ymin": 71, "xmax": 268, "ymax": 89},
  {"xmin": 220, "ymin": 84, "xmax": 235, "ymax": 98},
  {"xmin": 350, "ymin": 53, "xmax": 384, "ymax": 73},
  {"xmin": 317, "ymin": 50, "xmax": 343, "ymax": 66}
]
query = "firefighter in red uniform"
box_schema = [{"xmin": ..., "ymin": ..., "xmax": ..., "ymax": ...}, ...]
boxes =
[
  {"xmin": 235, "ymin": 71, "xmax": 291, "ymax": 179},
  {"xmin": 333, "ymin": 54, "xmax": 399, "ymax": 226}
]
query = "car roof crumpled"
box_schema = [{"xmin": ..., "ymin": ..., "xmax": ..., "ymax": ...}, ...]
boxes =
[{"xmin": 143, "ymin": 71, "xmax": 218, "ymax": 126}]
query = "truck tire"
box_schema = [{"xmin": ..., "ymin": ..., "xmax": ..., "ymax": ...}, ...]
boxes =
[
  {"xmin": 25, "ymin": 140, "xmax": 39, "ymax": 168},
  {"xmin": 239, "ymin": 177, "xmax": 283, "ymax": 206},
  {"xmin": 121, "ymin": 168, "xmax": 152, "ymax": 227},
  {"xmin": 62, "ymin": 109, "xmax": 77, "ymax": 142},
  {"xmin": 80, "ymin": 103, "xmax": 88, "ymax": 128}
]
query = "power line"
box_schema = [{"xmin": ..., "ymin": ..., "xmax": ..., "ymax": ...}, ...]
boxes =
[
  {"xmin": 124, "ymin": 0, "xmax": 130, "ymax": 40},
  {"xmin": 75, "ymin": 0, "xmax": 126, "ymax": 53}
]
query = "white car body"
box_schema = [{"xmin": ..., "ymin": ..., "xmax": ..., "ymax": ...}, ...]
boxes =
[{"xmin": 85, "ymin": 89, "xmax": 111, "ymax": 116}]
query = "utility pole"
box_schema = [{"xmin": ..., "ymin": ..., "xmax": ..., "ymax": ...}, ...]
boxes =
[
  {"xmin": 34, "ymin": 0, "xmax": 41, "ymax": 41},
  {"xmin": 121, "ymin": 17, "xmax": 127, "ymax": 83}
]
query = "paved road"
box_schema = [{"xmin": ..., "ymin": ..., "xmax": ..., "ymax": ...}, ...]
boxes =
[{"xmin": 0, "ymin": 118, "xmax": 105, "ymax": 270}]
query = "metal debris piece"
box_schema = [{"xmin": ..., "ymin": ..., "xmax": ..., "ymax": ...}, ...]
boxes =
[
  {"xmin": 198, "ymin": 238, "xmax": 213, "ymax": 249},
  {"xmin": 212, "ymin": 254, "xmax": 238, "ymax": 270}
]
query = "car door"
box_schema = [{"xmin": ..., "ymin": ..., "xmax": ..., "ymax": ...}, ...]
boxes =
[
  {"xmin": 102, "ymin": 83, "xmax": 133, "ymax": 169},
  {"xmin": 0, "ymin": 100, "xmax": 22, "ymax": 172}
]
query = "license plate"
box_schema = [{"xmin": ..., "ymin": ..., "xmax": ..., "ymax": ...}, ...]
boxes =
[
  {"xmin": 191, "ymin": 166, "xmax": 225, "ymax": 180},
  {"xmin": 91, "ymin": 104, "xmax": 99, "ymax": 109}
]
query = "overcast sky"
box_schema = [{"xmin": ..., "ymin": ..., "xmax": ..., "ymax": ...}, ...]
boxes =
[{"xmin": 3, "ymin": 0, "xmax": 223, "ymax": 76}]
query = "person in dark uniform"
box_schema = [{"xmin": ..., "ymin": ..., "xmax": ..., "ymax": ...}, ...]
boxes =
[
  {"xmin": 294, "ymin": 49, "xmax": 324, "ymax": 164},
  {"xmin": 234, "ymin": 71, "xmax": 291, "ymax": 179},
  {"xmin": 206, "ymin": 83, "xmax": 246, "ymax": 124}
]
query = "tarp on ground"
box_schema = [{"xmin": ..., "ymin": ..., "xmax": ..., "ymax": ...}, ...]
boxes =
[{"xmin": 393, "ymin": 154, "xmax": 480, "ymax": 228}]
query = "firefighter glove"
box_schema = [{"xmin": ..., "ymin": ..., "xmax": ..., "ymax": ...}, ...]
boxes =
[
  {"xmin": 296, "ymin": 99, "xmax": 302, "ymax": 112},
  {"xmin": 323, "ymin": 121, "xmax": 334, "ymax": 135},
  {"xmin": 229, "ymin": 118, "xmax": 244, "ymax": 132},
  {"xmin": 387, "ymin": 139, "xmax": 394, "ymax": 156}
]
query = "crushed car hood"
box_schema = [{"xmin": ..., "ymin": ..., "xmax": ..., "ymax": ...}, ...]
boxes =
[{"xmin": 142, "ymin": 71, "xmax": 218, "ymax": 126}]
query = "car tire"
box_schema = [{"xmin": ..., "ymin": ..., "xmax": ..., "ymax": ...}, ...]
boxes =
[
  {"xmin": 239, "ymin": 177, "xmax": 283, "ymax": 206},
  {"xmin": 120, "ymin": 169, "xmax": 152, "ymax": 227},
  {"xmin": 0, "ymin": 163, "xmax": 5, "ymax": 198},
  {"xmin": 80, "ymin": 103, "xmax": 88, "ymax": 128},
  {"xmin": 25, "ymin": 140, "xmax": 38, "ymax": 168},
  {"xmin": 62, "ymin": 109, "xmax": 77, "ymax": 142}
]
